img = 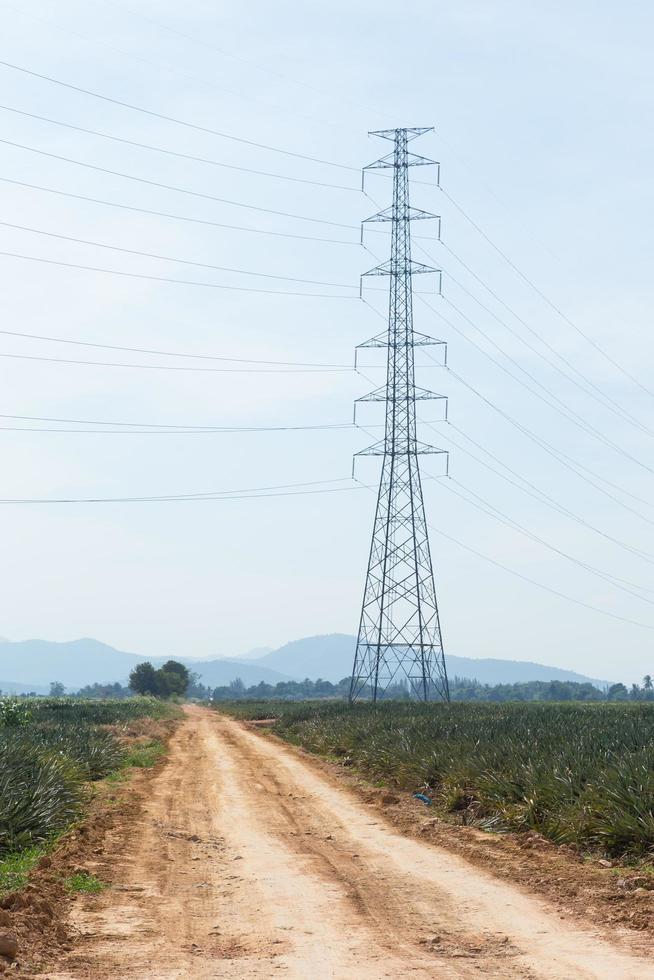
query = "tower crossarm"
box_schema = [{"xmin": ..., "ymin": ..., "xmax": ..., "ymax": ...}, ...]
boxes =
[
  {"xmin": 353, "ymin": 388, "xmax": 447, "ymax": 424},
  {"xmin": 362, "ymin": 206, "xmax": 440, "ymax": 223},
  {"xmin": 369, "ymin": 126, "xmax": 434, "ymax": 140},
  {"xmin": 354, "ymin": 331, "xmax": 447, "ymax": 368},
  {"xmin": 361, "ymin": 208, "xmax": 441, "ymax": 245},
  {"xmin": 363, "ymin": 151, "xmax": 439, "ymax": 171},
  {"xmin": 360, "ymin": 263, "xmax": 442, "ymax": 297},
  {"xmin": 362, "ymin": 131, "xmax": 440, "ymax": 190},
  {"xmin": 362, "ymin": 259, "xmax": 437, "ymax": 277},
  {"xmin": 355, "ymin": 440, "xmax": 449, "ymax": 458}
]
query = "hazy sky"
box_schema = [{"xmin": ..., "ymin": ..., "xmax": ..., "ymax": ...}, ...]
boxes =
[{"xmin": 1, "ymin": 1, "xmax": 653, "ymax": 681}]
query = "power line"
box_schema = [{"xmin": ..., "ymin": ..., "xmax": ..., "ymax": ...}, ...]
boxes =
[
  {"xmin": 442, "ymin": 476, "xmax": 654, "ymax": 603},
  {"xmin": 369, "ymin": 254, "xmax": 654, "ymax": 513},
  {"xmin": 0, "ymin": 250, "xmax": 357, "ymax": 298},
  {"xmin": 0, "ymin": 476, "xmax": 364, "ymax": 504},
  {"xmin": 427, "ymin": 514, "xmax": 654, "ymax": 633},
  {"xmin": 0, "ymin": 328, "xmax": 353, "ymax": 367},
  {"xmin": 0, "ymin": 173, "xmax": 407, "ymax": 246},
  {"xmin": 440, "ymin": 241, "xmax": 646, "ymax": 425},
  {"xmin": 1, "ymin": 2, "xmax": 353, "ymax": 140},
  {"xmin": 0, "ymin": 8, "xmax": 436, "ymax": 190},
  {"xmin": 441, "ymin": 294, "xmax": 654, "ymax": 468},
  {"xmin": 0, "ymin": 414, "xmax": 443, "ymax": 434},
  {"xmin": 435, "ymin": 420, "xmax": 654, "ymax": 566},
  {"xmin": 0, "ymin": 414, "xmax": 356, "ymax": 435},
  {"xmin": 445, "ymin": 366, "xmax": 654, "ymax": 529},
  {"xmin": 0, "ymin": 220, "xmax": 355, "ymax": 288},
  {"xmin": 0, "ymin": 176, "xmax": 356, "ymax": 246},
  {"xmin": 443, "ymin": 293, "xmax": 654, "ymax": 470},
  {"xmin": 101, "ymin": 0, "xmax": 387, "ymax": 126},
  {"xmin": 0, "ymin": 414, "xmax": 363, "ymax": 433},
  {"xmin": 420, "ymin": 294, "xmax": 654, "ymax": 478},
  {"xmin": 0, "ymin": 348, "xmax": 354, "ymax": 373},
  {"xmin": 0, "ymin": 138, "xmax": 355, "ymax": 229},
  {"xmin": 441, "ymin": 186, "xmax": 654, "ymax": 400},
  {"xmin": 103, "ymin": 0, "xmax": 556, "ymax": 245},
  {"xmin": 424, "ymin": 240, "xmax": 654, "ymax": 438},
  {"xmin": 0, "ymin": 60, "xmax": 359, "ymax": 172},
  {"xmin": 0, "ymin": 426, "xmax": 346, "ymax": 434},
  {"xmin": 0, "ymin": 104, "xmax": 357, "ymax": 191},
  {"xmin": 356, "ymin": 476, "xmax": 654, "ymax": 632}
]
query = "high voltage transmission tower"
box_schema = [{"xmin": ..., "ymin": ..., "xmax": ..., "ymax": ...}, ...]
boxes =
[{"xmin": 350, "ymin": 127, "xmax": 450, "ymax": 704}]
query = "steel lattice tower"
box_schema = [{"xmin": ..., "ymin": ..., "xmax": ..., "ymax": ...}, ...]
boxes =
[{"xmin": 350, "ymin": 127, "xmax": 450, "ymax": 703}]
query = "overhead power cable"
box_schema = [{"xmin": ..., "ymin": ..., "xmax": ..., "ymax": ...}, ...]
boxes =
[
  {"xmin": 0, "ymin": 61, "xmax": 359, "ymax": 172},
  {"xmin": 2, "ymin": 0, "xmax": 352, "ymax": 138},
  {"xmin": 101, "ymin": 0, "xmax": 387, "ymax": 125},
  {"xmin": 439, "ymin": 240, "xmax": 650, "ymax": 433},
  {"xmin": 356, "ymin": 478, "xmax": 654, "ymax": 632},
  {"xmin": 419, "ymin": 295, "xmax": 654, "ymax": 479},
  {"xmin": 445, "ymin": 366, "xmax": 654, "ymax": 529},
  {"xmin": 444, "ymin": 293, "xmax": 654, "ymax": 465},
  {"xmin": 442, "ymin": 187, "xmax": 654, "ymax": 400},
  {"xmin": 419, "ymin": 241, "xmax": 653, "ymax": 439},
  {"xmin": 0, "ymin": 424, "xmax": 349, "ymax": 433},
  {"xmin": 0, "ymin": 412, "xmax": 441, "ymax": 434},
  {"xmin": 0, "ymin": 476, "xmax": 366, "ymax": 504},
  {"xmin": 0, "ymin": 414, "xmax": 383, "ymax": 433},
  {"xmin": 0, "ymin": 348, "xmax": 354, "ymax": 373},
  {"xmin": 0, "ymin": 104, "xmax": 357, "ymax": 191},
  {"xmin": 2, "ymin": 410, "xmax": 444, "ymax": 432},
  {"xmin": 0, "ymin": 328, "xmax": 353, "ymax": 368},
  {"xmin": 427, "ymin": 515, "xmax": 654, "ymax": 633},
  {"xmin": 442, "ymin": 476, "xmax": 654, "ymax": 603},
  {"xmin": 0, "ymin": 220, "xmax": 355, "ymax": 288},
  {"xmin": 432, "ymin": 420, "xmax": 654, "ymax": 566},
  {"xmin": 0, "ymin": 414, "xmax": 353, "ymax": 432},
  {"xmin": 0, "ymin": 250, "xmax": 357, "ymax": 298},
  {"xmin": 0, "ymin": 175, "xmax": 427, "ymax": 246},
  {"xmin": 0, "ymin": 138, "xmax": 354, "ymax": 229},
  {"xmin": 0, "ymin": 176, "xmax": 355, "ymax": 246},
  {"xmin": 441, "ymin": 294, "xmax": 654, "ymax": 467}
]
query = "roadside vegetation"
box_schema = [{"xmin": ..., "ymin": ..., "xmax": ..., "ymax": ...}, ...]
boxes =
[
  {"xmin": 218, "ymin": 699, "xmax": 654, "ymax": 857},
  {"xmin": 0, "ymin": 696, "xmax": 178, "ymax": 892},
  {"xmin": 64, "ymin": 871, "xmax": 107, "ymax": 894}
]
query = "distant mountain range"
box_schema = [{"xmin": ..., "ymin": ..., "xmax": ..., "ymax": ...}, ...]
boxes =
[
  {"xmin": 245, "ymin": 634, "xmax": 608, "ymax": 687},
  {"xmin": 0, "ymin": 638, "xmax": 292, "ymax": 692},
  {"xmin": 0, "ymin": 634, "xmax": 608, "ymax": 693}
]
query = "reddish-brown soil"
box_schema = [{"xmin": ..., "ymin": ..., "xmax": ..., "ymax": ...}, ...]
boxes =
[
  {"xmin": 0, "ymin": 716, "xmax": 177, "ymax": 977},
  {"xmin": 4, "ymin": 705, "xmax": 650, "ymax": 979}
]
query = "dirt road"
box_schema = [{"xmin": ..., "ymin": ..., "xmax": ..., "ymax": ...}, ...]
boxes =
[{"xmin": 49, "ymin": 706, "xmax": 654, "ymax": 979}]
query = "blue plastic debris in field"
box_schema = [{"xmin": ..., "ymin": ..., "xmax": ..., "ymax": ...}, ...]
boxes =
[{"xmin": 413, "ymin": 792, "xmax": 432, "ymax": 806}]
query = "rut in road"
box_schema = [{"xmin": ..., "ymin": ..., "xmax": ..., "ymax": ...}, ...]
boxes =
[{"xmin": 48, "ymin": 706, "xmax": 654, "ymax": 979}]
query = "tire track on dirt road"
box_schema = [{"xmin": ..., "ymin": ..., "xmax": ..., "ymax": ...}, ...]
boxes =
[{"xmin": 43, "ymin": 706, "xmax": 654, "ymax": 979}]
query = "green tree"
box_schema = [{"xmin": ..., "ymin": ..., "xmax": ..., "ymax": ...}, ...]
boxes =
[
  {"xmin": 229, "ymin": 677, "xmax": 245, "ymax": 698},
  {"xmin": 158, "ymin": 660, "xmax": 190, "ymax": 697},
  {"xmin": 49, "ymin": 681, "xmax": 65, "ymax": 697},
  {"xmin": 186, "ymin": 671, "xmax": 210, "ymax": 699},
  {"xmin": 643, "ymin": 675, "xmax": 653, "ymax": 691},
  {"xmin": 607, "ymin": 682, "xmax": 629, "ymax": 701},
  {"xmin": 128, "ymin": 662, "xmax": 160, "ymax": 696}
]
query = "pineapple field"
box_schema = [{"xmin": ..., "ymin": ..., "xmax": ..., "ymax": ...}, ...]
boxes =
[
  {"xmin": 219, "ymin": 700, "xmax": 654, "ymax": 856},
  {"xmin": 0, "ymin": 696, "xmax": 176, "ymax": 876}
]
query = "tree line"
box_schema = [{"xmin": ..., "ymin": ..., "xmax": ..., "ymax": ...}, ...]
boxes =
[
  {"xmin": 207, "ymin": 674, "xmax": 654, "ymax": 703},
  {"xmin": 34, "ymin": 670, "xmax": 654, "ymax": 704}
]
